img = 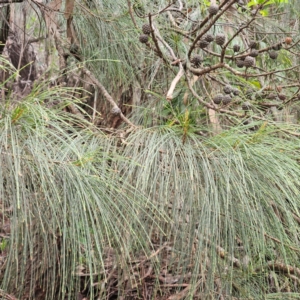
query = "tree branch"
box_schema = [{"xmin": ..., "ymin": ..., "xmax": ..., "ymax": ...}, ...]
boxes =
[{"xmin": 81, "ymin": 67, "xmax": 137, "ymax": 128}]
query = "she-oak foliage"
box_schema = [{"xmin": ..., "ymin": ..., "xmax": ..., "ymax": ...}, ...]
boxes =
[
  {"xmin": 1, "ymin": 0, "xmax": 300, "ymax": 299},
  {"xmin": 1, "ymin": 84, "xmax": 300, "ymax": 298}
]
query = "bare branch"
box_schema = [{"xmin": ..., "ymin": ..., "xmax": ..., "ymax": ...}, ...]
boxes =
[
  {"xmin": 81, "ymin": 67, "xmax": 137, "ymax": 128},
  {"xmin": 223, "ymin": 63, "xmax": 300, "ymax": 78},
  {"xmin": 188, "ymin": 0, "xmax": 237, "ymax": 59},
  {"xmin": 166, "ymin": 64, "xmax": 184, "ymax": 101}
]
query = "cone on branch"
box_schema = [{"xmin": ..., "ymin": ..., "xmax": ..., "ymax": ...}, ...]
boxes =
[
  {"xmin": 223, "ymin": 94, "xmax": 232, "ymax": 105},
  {"xmin": 208, "ymin": 4, "xmax": 219, "ymax": 15},
  {"xmin": 278, "ymin": 94, "xmax": 286, "ymax": 101},
  {"xmin": 272, "ymin": 43, "xmax": 282, "ymax": 51},
  {"xmin": 204, "ymin": 34, "xmax": 214, "ymax": 43},
  {"xmin": 285, "ymin": 37, "xmax": 292, "ymax": 45},
  {"xmin": 233, "ymin": 44, "xmax": 241, "ymax": 52},
  {"xmin": 236, "ymin": 59, "xmax": 244, "ymax": 68},
  {"xmin": 233, "ymin": 88, "xmax": 240, "ymax": 96},
  {"xmin": 142, "ymin": 24, "xmax": 152, "ymax": 35},
  {"xmin": 250, "ymin": 49, "xmax": 259, "ymax": 57},
  {"xmin": 190, "ymin": 55, "xmax": 202, "ymax": 67},
  {"xmin": 223, "ymin": 85, "xmax": 232, "ymax": 94},
  {"xmin": 244, "ymin": 56, "xmax": 255, "ymax": 67},
  {"xmin": 249, "ymin": 40, "xmax": 257, "ymax": 49},
  {"xmin": 139, "ymin": 34, "xmax": 149, "ymax": 43},
  {"xmin": 198, "ymin": 39, "xmax": 210, "ymax": 49},
  {"xmin": 215, "ymin": 33, "xmax": 226, "ymax": 46},
  {"xmin": 269, "ymin": 51, "xmax": 278, "ymax": 60},
  {"xmin": 213, "ymin": 94, "xmax": 223, "ymax": 104}
]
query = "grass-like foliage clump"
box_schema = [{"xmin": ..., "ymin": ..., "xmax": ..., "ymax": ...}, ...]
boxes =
[{"xmin": 0, "ymin": 77, "xmax": 300, "ymax": 299}]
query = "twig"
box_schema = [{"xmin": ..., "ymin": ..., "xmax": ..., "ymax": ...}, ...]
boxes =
[
  {"xmin": 0, "ymin": 290, "xmax": 18, "ymax": 300},
  {"xmin": 189, "ymin": 63, "xmax": 225, "ymax": 76},
  {"xmin": 81, "ymin": 67, "xmax": 136, "ymax": 128},
  {"xmin": 166, "ymin": 64, "xmax": 185, "ymax": 101},
  {"xmin": 202, "ymin": 237, "xmax": 241, "ymax": 268},
  {"xmin": 286, "ymin": 274, "xmax": 300, "ymax": 284},
  {"xmin": 219, "ymin": 3, "xmax": 266, "ymax": 63},
  {"xmin": 154, "ymin": 29, "xmax": 177, "ymax": 61},
  {"xmin": 149, "ymin": 14, "xmax": 164, "ymax": 59},
  {"xmin": 223, "ymin": 64, "xmax": 300, "ymax": 78},
  {"xmin": 186, "ymin": 73, "xmax": 244, "ymax": 117},
  {"xmin": 163, "ymin": 283, "xmax": 190, "ymax": 287},
  {"xmin": 126, "ymin": 0, "xmax": 138, "ymax": 28},
  {"xmin": 264, "ymin": 233, "xmax": 300, "ymax": 252},
  {"xmin": 183, "ymin": 74, "xmax": 198, "ymax": 105},
  {"xmin": 188, "ymin": 0, "xmax": 237, "ymax": 58},
  {"xmin": 167, "ymin": 279, "xmax": 202, "ymax": 300},
  {"xmin": 256, "ymin": 262, "xmax": 300, "ymax": 278},
  {"xmin": 92, "ymin": 86, "xmax": 98, "ymax": 124},
  {"xmin": 186, "ymin": 75, "xmax": 214, "ymax": 109},
  {"xmin": 138, "ymin": 242, "xmax": 168, "ymax": 266}
]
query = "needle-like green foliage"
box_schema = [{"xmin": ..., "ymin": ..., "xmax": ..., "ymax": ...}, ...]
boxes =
[
  {"xmin": 2, "ymin": 0, "xmax": 300, "ymax": 298},
  {"xmin": 0, "ymin": 78, "xmax": 164, "ymax": 299},
  {"xmin": 112, "ymin": 123, "xmax": 300, "ymax": 298}
]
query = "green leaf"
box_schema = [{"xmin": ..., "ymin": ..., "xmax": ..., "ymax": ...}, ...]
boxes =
[
  {"xmin": 248, "ymin": 0, "xmax": 258, "ymax": 7},
  {"xmin": 260, "ymin": 8, "xmax": 269, "ymax": 16},
  {"xmin": 249, "ymin": 80, "xmax": 261, "ymax": 88}
]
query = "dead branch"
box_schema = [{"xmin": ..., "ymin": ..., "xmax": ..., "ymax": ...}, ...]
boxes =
[
  {"xmin": 81, "ymin": 67, "xmax": 137, "ymax": 128},
  {"xmin": 256, "ymin": 262, "xmax": 300, "ymax": 278},
  {"xmin": 166, "ymin": 65, "xmax": 185, "ymax": 101}
]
